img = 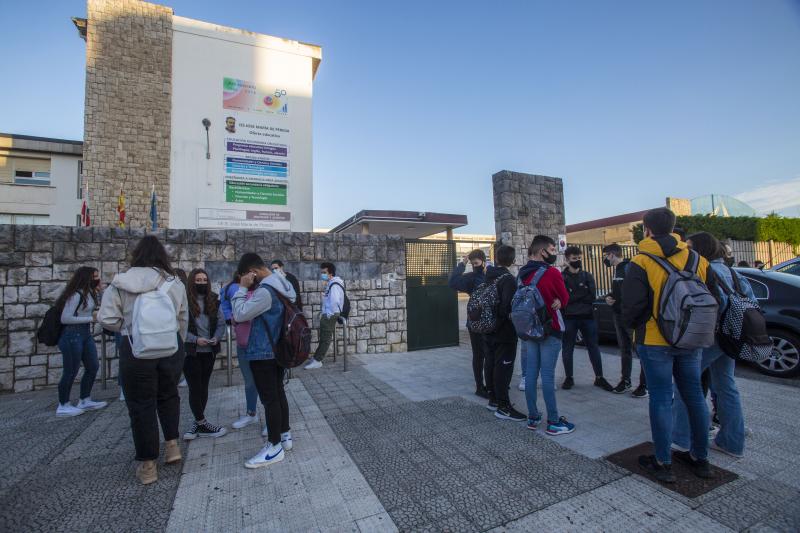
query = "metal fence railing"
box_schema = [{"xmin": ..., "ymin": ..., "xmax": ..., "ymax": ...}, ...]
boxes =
[
  {"xmin": 728, "ymin": 240, "xmax": 798, "ymax": 268},
  {"xmin": 574, "ymin": 243, "xmax": 639, "ymax": 297}
]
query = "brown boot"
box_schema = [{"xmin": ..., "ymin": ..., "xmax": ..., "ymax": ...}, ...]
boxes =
[
  {"xmin": 164, "ymin": 439, "xmax": 182, "ymax": 464},
  {"xmin": 136, "ymin": 460, "xmax": 158, "ymax": 485}
]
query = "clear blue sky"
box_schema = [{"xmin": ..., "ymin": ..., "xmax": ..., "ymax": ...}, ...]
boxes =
[{"xmin": 2, "ymin": 0, "xmax": 799, "ymax": 233}]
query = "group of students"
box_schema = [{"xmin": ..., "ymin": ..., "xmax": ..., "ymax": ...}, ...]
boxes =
[
  {"xmin": 51, "ymin": 235, "xmax": 347, "ymax": 485},
  {"xmin": 452, "ymin": 207, "xmax": 753, "ymax": 482}
]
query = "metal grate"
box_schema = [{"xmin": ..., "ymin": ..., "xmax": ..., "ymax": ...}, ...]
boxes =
[
  {"xmin": 405, "ymin": 240, "xmax": 457, "ymax": 279},
  {"xmin": 574, "ymin": 243, "xmax": 639, "ymax": 297}
]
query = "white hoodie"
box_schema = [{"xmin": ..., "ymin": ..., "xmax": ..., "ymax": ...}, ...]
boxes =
[
  {"xmin": 263, "ymin": 271, "xmax": 297, "ymax": 303},
  {"xmin": 98, "ymin": 267, "xmax": 190, "ymax": 340}
]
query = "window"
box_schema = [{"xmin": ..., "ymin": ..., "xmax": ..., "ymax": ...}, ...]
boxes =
[
  {"xmin": 743, "ymin": 276, "xmax": 769, "ymax": 300},
  {"xmin": 0, "ymin": 213, "xmax": 50, "ymax": 225},
  {"xmin": 776, "ymin": 261, "xmax": 800, "ymax": 276},
  {"xmin": 77, "ymin": 160, "xmax": 83, "ymax": 199},
  {"xmin": 14, "ymin": 170, "xmax": 51, "ymax": 186}
]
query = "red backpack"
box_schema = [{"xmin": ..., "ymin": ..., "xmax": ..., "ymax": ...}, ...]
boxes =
[{"xmin": 264, "ymin": 292, "xmax": 312, "ymax": 369}]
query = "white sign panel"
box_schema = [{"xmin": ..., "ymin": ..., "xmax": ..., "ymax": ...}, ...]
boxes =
[{"xmin": 197, "ymin": 208, "xmax": 291, "ymax": 230}]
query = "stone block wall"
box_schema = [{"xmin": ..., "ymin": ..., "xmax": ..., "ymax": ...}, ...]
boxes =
[
  {"xmin": 83, "ymin": 0, "xmax": 173, "ymax": 227},
  {"xmin": 0, "ymin": 225, "xmax": 407, "ymax": 393},
  {"xmin": 493, "ymin": 170, "xmax": 566, "ymax": 267}
]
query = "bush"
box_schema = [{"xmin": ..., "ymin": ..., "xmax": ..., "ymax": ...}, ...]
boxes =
[{"xmin": 633, "ymin": 214, "xmax": 800, "ymax": 245}]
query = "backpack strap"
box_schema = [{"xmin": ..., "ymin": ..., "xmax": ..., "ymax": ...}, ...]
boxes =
[
  {"xmin": 725, "ymin": 265, "xmax": 744, "ymax": 296},
  {"xmin": 684, "ymin": 250, "xmax": 700, "ymax": 274},
  {"xmin": 519, "ymin": 267, "xmax": 548, "ymax": 288},
  {"xmin": 642, "ymin": 252, "xmax": 683, "ymax": 274}
]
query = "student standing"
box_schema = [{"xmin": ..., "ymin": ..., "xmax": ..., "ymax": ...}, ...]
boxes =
[
  {"xmin": 622, "ymin": 208, "xmax": 716, "ymax": 483},
  {"xmin": 305, "ymin": 262, "xmax": 344, "ymax": 369},
  {"xmin": 99, "ymin": 236, "xmax": 189, "ymax": 485},
  {"xmin": 182, "ymin": 269, "xmax": 227, "ymax": 440},
  {"xmin": 449, "ymin": 249, "xmax": 490, "ymax": 397},
  {"xmin": 560, "ymin": 246, "xmax": 613, "ymax": 391},
  {"xmin": 602, "ymin": 244, "xmax": 647, "ymax": 397},
  {"xmin": 521, "ymin": 235, "xmax": 575, "ymax": 436},
  {"xmin": 54, "ymin": 267, "xmax": 108, "ymax": 417},
  {"xmin": 232, "ymin": 253, "xmax": 293, "ymax": 469},
  {"xmin": 271, "ymin": 260, "xmax": 303, "ymax": 310}
]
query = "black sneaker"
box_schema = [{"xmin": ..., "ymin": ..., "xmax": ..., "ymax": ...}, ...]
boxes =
[
  {"xmin": 475, "ymin": 386, "xmax": 489, "ymax": 399},
  {"xmin": 673, "ymin": 450, "xmax": 714, "ymax": 479},
  {"xmin": 185, "ymin": 421, "xmax": 228, "ymax": 440},
  {"xmin": 712, "ymin": 410, "xmax": 720, "ymax": 427},
  {"xmin": 612, "ymin": 380, "xmax": 632, "ymax": 394},
  {"xmin": 631, "ymin": 384, "xmax": 648, "ymax": 398},
  {"xmin": 485, "ymin": 399, "xmax": 498, "ymax": 412},
  {"xmin": 638, "ymin": 455, "xmax": 676, "ymax": 483},
  {"xmin": 494, "ymin": 404, "xmax": 527, "ymax": 422},
  {"xmin": 562, "ymin": 377, "xmax": 574, "ymax": 390},
  {"xmin": 594, "ymin": 377, "xmax": 614, "ymax": 392}
]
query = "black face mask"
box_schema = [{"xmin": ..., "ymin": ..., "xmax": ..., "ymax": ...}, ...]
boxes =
[
  {"xmin": 603, "ymin": 258, "xmax": 612, "ymax": 268},
  {"xmin": 473, "ymin": 265, "xmax": 484, "ymax": 274},
  {"xmin": 195, "ymin": 284, "xmax": 208, "ymax": 295},
  {"xmin": 569, "ymin": 260, "xmax": 582, "ymax": 270},
  {"xmin": 543, "ymin": 252, "xmax": 557, "ymax": 265}
]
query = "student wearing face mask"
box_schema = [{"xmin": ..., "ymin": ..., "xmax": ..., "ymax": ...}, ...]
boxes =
[
  {"xmin": 182, "ymin": 269, "xmax": 228, "ymax": 440},
  {"xmin": 305, "ymin": 262, "xmax": 344, "ymax": 369},
  {"xmin": 560, "ymin": 247, "xmax": 613, "ymax": 392},
  {"xmin": 449, "ymin": 249, "xmax": 490, "ymax": 397},
  {"xmin": 271, "ymin": 260, "xmax": 302, "ymax": 310}
]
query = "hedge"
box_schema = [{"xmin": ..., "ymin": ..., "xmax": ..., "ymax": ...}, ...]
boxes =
[{"xmin": 633, "ymin": 214, "xmax": 800, "ymax": 245}]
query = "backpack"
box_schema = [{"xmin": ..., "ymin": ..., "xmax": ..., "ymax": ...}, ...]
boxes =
[
  {"xmin": 716, "ymin": 266, "xmax": 772, "ymax": 362},
  {"xmin": 263, "ymin": 288, "xmax": 312, "ymax": 369},
  {"xmin": 510, "ymin": 268, "xmax": 552, "ymax": 341},
  {"xmin": 643, "ymin": 251, "xmax": 719, "ymax": 350},
  {"xmin": 128, "ymin": 278, "xmax": 180, "ymax": 359},
  {"xmin": 38, "ymin": 306, "xmax": 66, "ymax": 346},
  {"xmin": 466, "ymin": 273, "xmax": 512, "ymax": 334},
  {"xmin": 328, "ymin": 281, "xmax": 351, "ymax": 320}
]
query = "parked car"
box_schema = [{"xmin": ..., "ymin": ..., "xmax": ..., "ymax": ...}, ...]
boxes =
[
  {"xmin": 771, "ymin": 257, "xmax": 800, "ymax": 276},
  {"xmin": 585, "ymin": 268, "xmax": 800, "ymax": 378}
]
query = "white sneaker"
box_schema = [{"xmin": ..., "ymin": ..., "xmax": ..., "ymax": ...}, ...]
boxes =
[
  {"xmin": 261, "ymin": 426, "xmax": 270, "ymax": 438},
  {"xmin": 708, "ymin": 425, "xmax": 720, "ymax": 441},
  {"xmin": 244, "ymin": 443, "xmax": 284, "ymax": 469},
  {"xmin": 119, "ymin": 390, "xmax": 125, "ymax": 401},
  {"xmin": 281, "ymin": 431, "xmax": 293, "ymax": 451},
  {"xmin": 518, "ymin": 377, "xmax": 526, "ymax": 391},
  {"xmin": 179, "ymin": 377, "xmax": 188, "ymax": 387},
  {"xmin": 232, "ymin": 414, "xmax": 258, "ymax": 430},
  {"xmin": 304, "ymin": 359, "xmax": 322, "ymax": 370},
  {"xmin": 78, "ymin": 398, "xmax": 108, "ymax": 411},
  {"xmin": 56, "ymin": 403, "xmax": 85, "ymax": 417},
  {"xmin": 710, "ymin": 440, "xmax": 744, "ymax": 459}
]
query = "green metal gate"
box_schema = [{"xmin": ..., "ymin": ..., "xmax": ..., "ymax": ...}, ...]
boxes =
[{"xmin": 405, "ymin": 239, "xmax": 460, "ymax": 351}]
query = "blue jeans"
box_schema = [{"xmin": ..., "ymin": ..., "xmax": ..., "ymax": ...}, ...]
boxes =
[
  {"xmin": 238, "ymin": 345, "xmax": 258, "ymax": 414},
  {"xmin": 57, "ymin": 324, "xmax": 99, "ymax": 405},
  {"xmin": 524, "ymin": 336, "xmax": 562, "ymax": 422},
  {"xmin": 520, "ymin": 341, "xmax": 528, "ymax": 378},
  {"xmin": 673, "ymin": 345, "xmax": 744, "ymax": 456},
  {"xmin": 638, "ymin": 345, "xmax": 708, "ymax": 464}
]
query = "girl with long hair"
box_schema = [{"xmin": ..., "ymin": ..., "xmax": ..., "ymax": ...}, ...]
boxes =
[
  {"xmin": 98, "ymin": 235, "xmax": 189, "ymax": 485},
  {"xmin": 55, "ymin": 266, "xmax": 107, "ymax": 417},
  {"xmin": 182, "ymin": 268, "xmax": 227, "ymax": 440}
]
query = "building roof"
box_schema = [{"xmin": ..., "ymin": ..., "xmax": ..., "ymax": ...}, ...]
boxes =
[
  {"xmin": 566, "ymin": 209, "xmax": 650, "ymax": 233},
  {"xmin": 0, "ymin": 133, "xmax": 83, "ymax": 155},
  {"xmin": 330, "ymin": 210, "xmax": 468, "ymax": 239}
]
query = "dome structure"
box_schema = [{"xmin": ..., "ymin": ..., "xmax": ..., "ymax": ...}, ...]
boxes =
[{"xmin": 691, "ymin": 195, "xmax": 757, "ymax": 217}]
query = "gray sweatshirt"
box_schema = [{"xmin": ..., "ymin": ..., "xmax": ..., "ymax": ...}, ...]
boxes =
[
  {"xmin": 232, "ymin": 273, "xmax": 296, "ymax": 323},
  {"xmin": 60, "ymin": 292, "xmax": 96, "ymax": 325},
  {"xmin": 186, "ymin": 295, "xmax": 226, "ymax": 351}
]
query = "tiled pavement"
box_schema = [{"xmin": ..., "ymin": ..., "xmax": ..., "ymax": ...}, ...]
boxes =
[{"xmin": 3, "ymin": 338, "xmax": 800, "ymax": 532}]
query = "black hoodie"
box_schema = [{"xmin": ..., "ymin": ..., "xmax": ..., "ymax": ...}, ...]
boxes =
[{"xmin": 484, "ymin": 265, "xmax": 517, "ymax": 343}]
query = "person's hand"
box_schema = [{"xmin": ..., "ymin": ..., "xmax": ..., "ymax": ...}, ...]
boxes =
[
  {"xmin": 605, "ymin": 296, "xmax": 616, "ymax": 306},
  {"xmin": 551, "ymin": 298, "xmax": 562, "ymax": 311},
  {"xmin": 209, "ymin": 337, "xmax": 218, "ymax": 345},
  {"xmin": 240, "ymin": 272, "xmax": 257, "ymax": 289},
  {"xmin": 197, "ymin": 338, "xmax": 209, "ymax": 347}
]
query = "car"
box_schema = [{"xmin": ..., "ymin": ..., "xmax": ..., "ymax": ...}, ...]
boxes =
[
  {"xmin": 586, "ymin": 268, "xmax": 800, "ymax": 378},
  {"xmin": 771, "ymin": 257, "xmax": 800, "ymax": 276}
]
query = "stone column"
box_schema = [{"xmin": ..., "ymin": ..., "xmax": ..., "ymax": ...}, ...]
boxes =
[
  {"xmin": 83, "ymin": 0, "xmax": 173, "ymax": 227},
  {"xmin": 492, "ymin": 170, "xmax": 566, "ymax": 268}
]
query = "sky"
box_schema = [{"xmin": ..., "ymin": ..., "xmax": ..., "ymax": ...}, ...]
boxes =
[{"xmin": 1, "ymin": 0, "xmax": 799, "ymax": 233}]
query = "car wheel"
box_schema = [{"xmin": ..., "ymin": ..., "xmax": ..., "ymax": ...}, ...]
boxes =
[{"xmin": 757, "ymin": 329, "xmax": 800, "ymax": 377}]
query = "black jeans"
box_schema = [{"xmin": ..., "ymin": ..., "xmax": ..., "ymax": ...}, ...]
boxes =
[
  {"xmin": 249, "ymin": 359, "xmax": 290, "ymax": 445},
  {"xmin": 119, "ymin": 336, "xmax": 184, "ymax": 461},
  {"xmin": 612, "ymin": 314, "xmax": 646, "ymax": 386},
  {"xmin": 562, "ymin": 318, "xmax": 604, "ymax": 379},
  {"xmin": 183, "ymin": 350, "xmax": 215, "ymax": 421},
  {"xmin": 468, "ymin": 330, "xmax": 488, "ymax": 391},
  {"xmin": 486, "ymin": 338, "xmax": 518, "ymax": 408}
]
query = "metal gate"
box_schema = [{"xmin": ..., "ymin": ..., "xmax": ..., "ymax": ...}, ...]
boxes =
[{"xmin": 405, "ymin": 239, "xmax": 460, "ymax": 351}]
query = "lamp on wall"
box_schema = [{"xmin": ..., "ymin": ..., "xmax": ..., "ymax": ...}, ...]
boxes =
[{"xmin": 202, "ymin": 118, "xmax": 211, "ymax": 159}]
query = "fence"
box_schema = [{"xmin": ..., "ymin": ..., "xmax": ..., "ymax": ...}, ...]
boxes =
[
  {"xmin": 728, "ymin": 240, "xmax": 798, "ymax": 268},
  {"xmin": 574, "ymin": 243, "xmax": 638, "ymax": 296}
]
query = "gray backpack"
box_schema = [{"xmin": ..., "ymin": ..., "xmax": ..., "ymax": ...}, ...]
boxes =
[{"xmin": 643, "ymin": 251, "xmax": 718, "ymax": 350}]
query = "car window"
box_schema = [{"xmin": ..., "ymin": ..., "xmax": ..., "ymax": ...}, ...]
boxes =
[
  {"xmin": 776, "ymin": 262, "xmax": 800, "ymax": 276},
  {"xmin": 743, "ymin": 276, "xmax": 769, "ymax": 299}
]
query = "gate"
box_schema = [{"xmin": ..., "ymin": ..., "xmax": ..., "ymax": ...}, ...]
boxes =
[{"xmin": 405, "ymin": 239, "xmax": 460, "ymax": 351}]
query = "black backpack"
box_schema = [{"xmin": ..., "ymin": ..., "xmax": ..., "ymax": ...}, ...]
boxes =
[
  {"xmin": 329, "ymin": 281, "xmax": 351, "ymax": 320},
  {"xmin": 263, "ymin": 289, "xmax": 313, "ymax": 369},
  {"xmin": 717, "ymin": 266, "xmax": 772, "ymax": 362},
  {"xmin": 37, "ymin": 306, "xmax": 66, "ymax": 346}
]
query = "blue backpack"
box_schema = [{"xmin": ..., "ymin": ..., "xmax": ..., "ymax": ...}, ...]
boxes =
[{"xmin": 510, "ymin": 268, "xmax": 553, "ymax": 341}]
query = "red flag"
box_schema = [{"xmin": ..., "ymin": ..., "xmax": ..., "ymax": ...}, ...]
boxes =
[{"xmin": 81, "ymin": 183, "xmax": 91, "ymax": 226}]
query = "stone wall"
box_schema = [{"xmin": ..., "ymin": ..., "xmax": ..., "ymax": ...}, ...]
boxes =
[
  {"xmin": 0, "ymin": 225, "xmax": 407, "ymax": 393},
  {"xmin": 493, "ymin": 170, "xmax": 566, "ymax": 267},
  {"xmin": 83, "ymin": 0, "xmax": 173, "ymax": 227}
]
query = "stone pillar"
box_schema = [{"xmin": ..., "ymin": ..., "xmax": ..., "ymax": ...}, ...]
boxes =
[
  {"xmin": 83, "ymin": 0, "xmax": 173, "ymax": 227},
  {"xmin": 493, "ymin": 170, "xmax": 566, "ymax": 268},
  {"xmin": 666, "ymin": 197, "xmax": 691, "ymax": 217}
]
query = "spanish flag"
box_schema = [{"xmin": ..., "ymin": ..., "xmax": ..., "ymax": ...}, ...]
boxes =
[{"xmin": 117, "ymin": 190, "xmax": 126, "ymax": 228}]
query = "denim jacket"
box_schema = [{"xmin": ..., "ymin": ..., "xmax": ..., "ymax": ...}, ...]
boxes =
[
  {"xmin": 233, "ymin": 283, "xmax": 284, "ymax": 361},
  {"xmin": 710, "ymin": 258, "xmax": 756, "ymax": 314}
]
